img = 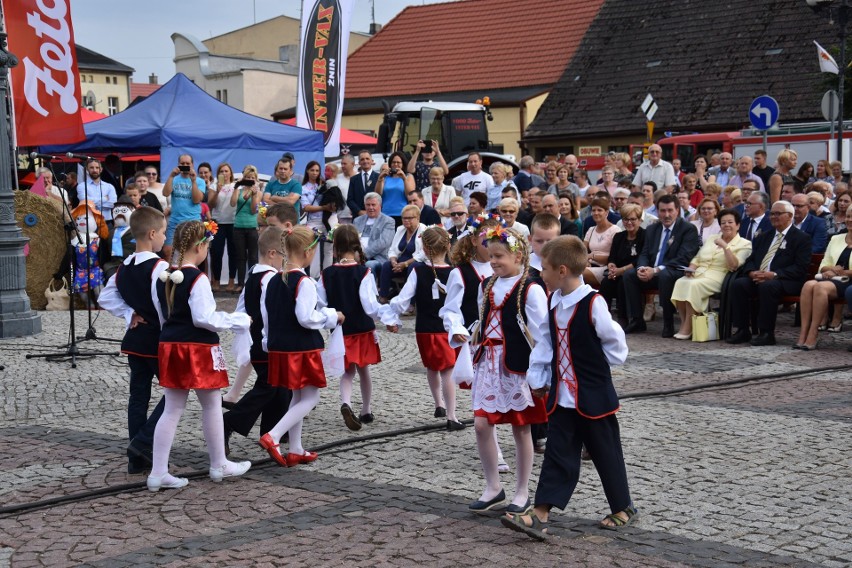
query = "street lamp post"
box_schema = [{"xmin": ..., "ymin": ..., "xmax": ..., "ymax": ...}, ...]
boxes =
[
  {"xmin": 809, "ymin": 0, "xmax": 850, "ymax": 163},
  {"xmin": 0, "ymin": 10, "xmax": 42, "ymax": 338}
]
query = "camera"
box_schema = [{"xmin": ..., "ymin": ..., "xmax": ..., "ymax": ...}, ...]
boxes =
[
  {"xmin": 389, "ymin": 168, "xmax": 398, "ymax": 176},
  {"xmin": 422, "ymin": 142, "xmax": 432, "ymax": 152},
  {"xmin": 236, "ymin": 178, "xmax": 256, "ymax": 188},
  {"xmin": 178, "ymin": 165, "xmax": 190, "ymax": 173}
]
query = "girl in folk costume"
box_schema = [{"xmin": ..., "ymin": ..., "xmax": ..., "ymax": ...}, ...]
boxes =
[
  {"xmin": 381, "ymin": 226, "xmax": 466, "ymax": 431},
  {"xmin": 454, "ymin": 226, "xmax": 549, "ymax": 513},
  {"xmin": 317, "ymin": 225, "xmax": 384, "ymax": 431},
  {"xmin": 442, "ymin": 214, "xmax": 512, "ymax": 471},
  {"xmin": 148, "ymin": 220, "xmax": 252, "ymax": 492},
  {"xmin": 259, "ymin": 226, "xmax": 345, "ymax": 467}
]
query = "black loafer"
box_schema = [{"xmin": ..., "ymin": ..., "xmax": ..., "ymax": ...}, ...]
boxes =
[
  {"xmin": 359, "ymin": 413, "xmax": 374, "ymax": 424},
  {"xmin": 127, "ymin": 439, "xmax": 153, "ymax": 465},
  {"xmin": 505, "ymin": 500, "xmax": 531, "ymax": 514},
  {"xmin": 447, "ymin": 419, "xmax": 466, "ymax": 431},
  {"xmin": 340, "ymin": 404, "xmax": 362, "ymax": 431},
  {"xmin": 221, "ymin": 400, "xmax": 237, "ymax": 410},
  {"xmin": 434, "ymin": 407, "xmax": 447, "ymax": 418},
  {"xmin": 469, "ymin": 489, "xmax": 506, "ymax": 513}
]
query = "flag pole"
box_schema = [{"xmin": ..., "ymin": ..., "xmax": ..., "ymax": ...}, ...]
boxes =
[{"xmin": 837, "ymin": 1, "xmax": 849, "ymax": 164}]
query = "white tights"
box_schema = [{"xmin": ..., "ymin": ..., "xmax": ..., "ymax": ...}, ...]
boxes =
[
  {"xmin": 267, "ymin": 386, "xmax": 320, "ymax": 455},
  {"xmin": 222, "ymin": 363, "xmax": 253, "ymax": 403},
  {"xmin": 150, "ymin": 388, "xmax": 243, "ymax": 479},
  {"xmin": 339, "ymin": 365, "xmax": 373, "ymax": 415},
  {"xmin": 426, "ymin": 368, "xmax": 458, "ymax": 422},
  {"xmin": 474, "ymin": 417, "xmax": 532, "ymax": 507}
]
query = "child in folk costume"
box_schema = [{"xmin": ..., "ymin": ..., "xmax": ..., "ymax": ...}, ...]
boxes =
[
  {"xmin": 259, "ymin": 226, "xmax": 345, "ymax": 467},
  {"xmin": 317, "ymin": 225, "xmax": 384, "ymax": 431},
  {"xmin": 442, "ymin": 214, "xmax": 511, "ymax": 470},
  {"xmin": 502, "ymin": 236, "xmax": 634, "ymax": 541},
  {"xmin": 98, "ymin": 206, "xmax": 168, "ymax": 474},
  {"xmin": 148, "ymin": 220, "xmax": 252, "ymax": 492},
  {"xmin": 454, "ymin": 226, "xmax": 549, "ymax": 514},
  {"xmin": 222, "ymin": 227, "xmax": 291, "ymax": 453},
  {"xmin": 381, "ymin": 226, "xmax": 466, "ymax": 431}
]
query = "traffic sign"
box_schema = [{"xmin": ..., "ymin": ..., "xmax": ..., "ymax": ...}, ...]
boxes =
[
  {"xmin": 821, "ymin": 90, "xmax": 840, "ymax": 121},
  {"xmin": 749, "ymin": 95, "xmax": 779, "ymax": 131}
]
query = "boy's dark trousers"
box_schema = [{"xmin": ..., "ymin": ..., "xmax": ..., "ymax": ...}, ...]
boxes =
[
  {"xmin": 127, "ymin": 355, "xmax": 165, "ymax": 459},
  {"xmin": 223, "ymin": 362, "xmax": 292, "ymax": 437},
  {"xmin": 534, "ymin": 406, "xmax": 632, "ymax": 513}
]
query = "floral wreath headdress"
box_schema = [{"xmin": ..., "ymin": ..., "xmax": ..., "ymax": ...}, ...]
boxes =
[
  {"xmin": 458, "ymin": 213, "xmax": 506, "ymax": 240},
  {"xmin": 480, "ymin": 225, "xmax": 521, "ymax": 252},
  {"xmin": 196, "ymin": 220, "xmax": 219, "ymax": 245}
]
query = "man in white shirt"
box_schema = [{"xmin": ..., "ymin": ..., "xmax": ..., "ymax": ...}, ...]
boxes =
[
  {"xmin": 729, "ymin": 156, "xmax": 765, "ymax": 192},
  {"xmin": 77, "ymin": 158, "xmax": 117, "ymax": 226},
  {"xmin": 452, "ymin": 152, "xmax": 494, "ymax": 205},
  {"xmin": 335, "ymin": 154, "xmax": 355, "ymax": 224},
  {"xmin": 631, "ymin": 145, "xmax": 676, "ymax": 193},
  {"xmin": 714, "ymin": 153, "xmax": 735, "ymax": 187}
]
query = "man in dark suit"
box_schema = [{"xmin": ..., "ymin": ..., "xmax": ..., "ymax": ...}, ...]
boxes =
[
  {"xmin": 541, "ymin": 193, "xmax": 580, "ymax": 236},
  {"xmin": 623, "ymin": 194, "xmax": 701, "ymax": 337},
  {"xmin": 791, "ymin": 193, "xmax": 828, "ymax": 253},
  {"xmin": 738, "ymin": 191, "xmax": 772, "ymax": 241},
  {"xmin": 407, "ymin": 190, "xmax": 441, "ymax": 226},
  {"xmin": 346, "ymin": 150, "xmax": 379, "ymax": 218},
  {"xmin": 727, "ymin": 201, "xmax": 813, "ymax": 346}
]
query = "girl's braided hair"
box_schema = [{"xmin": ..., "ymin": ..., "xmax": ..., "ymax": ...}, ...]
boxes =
[
  {"xmin": 332, "ymin": 224, "xmax": 365, "ymax": 265},
  {"xmin": 475, "ymin": 227, "xmax": 530, "ymax": 342},
  {"xmin": 420, "ymin": 225, "xmax": 451, "ymax": 292},
  {"xmin": 163, "ymin": 220, "xmax": 205, "ymax": 317}
]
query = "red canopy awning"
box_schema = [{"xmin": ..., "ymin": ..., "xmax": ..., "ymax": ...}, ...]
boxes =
[
  {"xmin": 281, "ymin": 118, "xmax": 376, "ymax": 145},
  {"xmin": 81, "ymin": 108, "xmax": 108, "ymax": 123}
]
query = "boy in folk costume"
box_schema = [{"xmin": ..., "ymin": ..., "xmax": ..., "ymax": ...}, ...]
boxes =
[{"xmin": 502, "ymin": 236, "xmax": 636, "ymax": 540}]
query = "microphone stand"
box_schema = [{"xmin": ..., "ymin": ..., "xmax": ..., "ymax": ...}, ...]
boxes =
[
  {"xmin": 76, "ymin": 158, "xmax": 120, "ymax": 344},
  {"xmin": 26, "ymin": 161, "xmax": 118, "ymax": 367}
]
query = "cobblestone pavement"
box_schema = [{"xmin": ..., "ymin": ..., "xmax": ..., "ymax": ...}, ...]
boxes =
[{"xmin": 0, "ymin": 303, "xmax": 850, "ymax": 567}]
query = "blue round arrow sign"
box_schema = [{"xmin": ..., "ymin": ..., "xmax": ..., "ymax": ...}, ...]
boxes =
[{"xmin": 749, "ymin": 95, "xmax": 780, "ymax": 131}]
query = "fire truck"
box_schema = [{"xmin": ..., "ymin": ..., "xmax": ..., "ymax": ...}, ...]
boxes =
[{"xmin": 655, "ymin": 122, "xmax": 847, "ymax": 171}]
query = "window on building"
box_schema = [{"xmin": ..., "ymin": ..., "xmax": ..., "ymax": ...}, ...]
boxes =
[
  {"xmin": 89, "ymin": 75, "xmax": 94, "ymax": 82},
  {"xmin": 81, "ymin": 75, "xmax": 86, "ymax": 83},
  {"xmin": 108, "ymin": 97, "xmax": 118, "ymax": 115},
  {"xmin": 216, "ymin": 89, "xmax": 228, "ymax": 104},
  {"xmin": 112, "ymin": 76, "xmax": 117, "ymax": 84}
]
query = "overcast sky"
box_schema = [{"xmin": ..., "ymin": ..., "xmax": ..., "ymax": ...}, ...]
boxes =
[{"xmin": 69, "ymin": 0, "xmax": 444, "ymax": 84}]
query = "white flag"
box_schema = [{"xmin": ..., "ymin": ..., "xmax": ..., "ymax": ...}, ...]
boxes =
[{"xmin": 815, "ymin": 41, "xmax": 839, "ymax": 75}]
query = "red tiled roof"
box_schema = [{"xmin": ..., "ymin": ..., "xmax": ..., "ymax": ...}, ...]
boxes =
[
  {"xmin": 345, "ymin": 0, "xmax": 604, "ymax": 99},
  {"xmin": 130, "ymin": 82, "xmax": 161, "ymax": 100}
]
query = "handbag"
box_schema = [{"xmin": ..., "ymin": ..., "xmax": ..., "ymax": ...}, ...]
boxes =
[
  {"xmin": 452, "ymin": 343, "xmax": 474, "ymax": 386},
  {"xmin": 45, "ymin": 277, "xmax": 70, "ymax": 311},
  {"xmin": 322, "ymin": 326, "xmax": 346, "ymax": 378},
  {"xmin": 692, "ymin": 312, "xmax": 719, "ymax": 342}
]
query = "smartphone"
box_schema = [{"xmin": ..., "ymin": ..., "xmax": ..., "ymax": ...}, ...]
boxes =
[
  {"xmin": 217, "ymin": 173, "xmax": 225, "ymax": 186},
  {"xmin": 178, "ymin": 165, "xmax": 190, "ymax": 173},
  {"xmin": 422, "ymin": 142, "xmax": 432, "ymax": 152}
]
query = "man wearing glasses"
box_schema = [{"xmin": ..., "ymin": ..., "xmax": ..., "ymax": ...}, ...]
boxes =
[
  {"xmin": 727, "ymin": 201, "xmax": 812, "ymax": 346},
  {"xmin": 791, "ymin": 193, "xmax": 828, "ymax": 254},
  {"xmin": 631, "ymin": 144, "xmax": 676, "ymax": 193},
  {"xmin": 446, "ymin": 198, "xmax": 469, "ymax": 244}
]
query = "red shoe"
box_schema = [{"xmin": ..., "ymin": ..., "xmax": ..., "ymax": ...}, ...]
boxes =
[
  {"xmin": 258, "ymin": 433, "xmax": 289, "ymax": 467},
  {"xmin": 286, "ymin": 451, "xmax": 318, "ymax": 465}
]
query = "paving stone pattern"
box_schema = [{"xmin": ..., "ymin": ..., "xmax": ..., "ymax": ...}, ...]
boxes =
[{"xmin": 0, "ymin": 308, "xmax": 850, "ymax": 567}]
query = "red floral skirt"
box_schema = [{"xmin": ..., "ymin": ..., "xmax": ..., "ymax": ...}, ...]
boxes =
[
  {"xmin": 474, "ymin": 397, "xmax": 548, "ymax": 426},
  {"xmin": 268, "ymin": 350, "xmax": 327, "ymax": 389},
  {"xmin": 344, "ymin": 331, "xmax": 381, "ymax": 368},
  {"xmin": 416, "ymin": 332, "xmax": 458, "ymax": 372},
  {"xmin": 158, "ymin": 342, "xmax": 229, "ymax": 389}
]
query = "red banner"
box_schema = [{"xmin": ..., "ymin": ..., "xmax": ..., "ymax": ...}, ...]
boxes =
[{"xmin": 6, "ymin": 0, "xmax": 85, "ymax": 146}]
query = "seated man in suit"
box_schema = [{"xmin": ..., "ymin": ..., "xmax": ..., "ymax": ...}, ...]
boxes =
[
  {"xmin": 623, "ymin": 194, "xmax": 701, "ymax": 337},
  {"xmin": 738, "ymin": 191, "xmax": 772, "ymax": 241},
  {"xmin": 541, "ymin": 193, "xmax": 580, "ymax": 236},
  {"xmin": 406, "ymin": 189, "xmax": 442, "ymax": 226},
  {"xmin": 727, "ymin": 200, "xmax": 813, "ymax": 346},
  {"xmin": 791, "ymin": 193, "xmax": 828, "ymax": 254},
  {"xmin": 353, "ymin": 192, "xmax": 396, "ymax": 280},
  {"xmin": 346, "ymin": 150, "xmax": 379, "ymax": 219}
]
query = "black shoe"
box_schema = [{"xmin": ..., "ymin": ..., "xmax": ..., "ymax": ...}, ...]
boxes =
[
  {"xmin": 661, "ymin": 324, "xmax": 674, "ymax": 338},
  {"xmin": 750, "ymin": 333, "xmax": 776, "ymax": 347},
  {"xmin": 469, "ymin": 489, "xmax": 506, "ymax": 513},
  {"xmin": 224, "ymin": 428, "xmax": 232, "ymax": 457},
  {"xmin": 447, "ymin": 419, "xmax": 466, "ymax": 431},
  {"xmin": 847, "ymin": 344, "xmax": 852, "ymax": 352},
  {"xmin": 359, "ymin": 413, "xmax": 374, "ymax": 424},
  {"xmin": 624, "ymin": 319, "xmax": 646, "ymax": 334},
  {"xmin": 434, "ymin": 407, "xmax": 447, "ymax": 418},
  {"xmin": 340, "ymin": 404, "xmax": 362, "ymax": 431},
  {"xmin": 127, "ymin": 458, "xmax": 148, "ymax": 475},
  {"xmin": 726, "ymin": 328, "xmax": 752, "ymax": 345},
  {"xmin": 127, "ymin": 439, "xmax": 153, "ymax": 465},
  {"xmin": 221, "ymin": 399, "xmax": 237, "ymax": 410}
]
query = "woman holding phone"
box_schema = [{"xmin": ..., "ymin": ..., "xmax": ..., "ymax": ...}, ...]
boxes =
[
  {"xmin": 208, "ymin": 163, "xmax": 238, "ymax": 292},
  {"xmin": 229, "ymin": 165, "xmax": 263, "ymax": 293}
]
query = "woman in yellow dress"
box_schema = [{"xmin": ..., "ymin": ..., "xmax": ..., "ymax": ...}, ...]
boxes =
[{"xmin": 670, "ymin": 209, "xmax": 752, "ymax": 339}]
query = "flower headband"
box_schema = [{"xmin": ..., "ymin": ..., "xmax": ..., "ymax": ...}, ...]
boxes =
[
  {"xmin": 469, "ymin": 213, "xmax": 506, "ymax": 231},
  {"xmin": 306, "ymin": 226, "xmax": 323, "ymax": 250},
  {"xmin": 480, "ymin": 225, "xmax": 521, "ymax": 252},
  {"xmin": 196, "ymin": 220, "xmax": 219, "ymax": 245},
  {"xmin": 417, "ymin": 224, "xmax": 451, "ymax": 243},
  {"xmin": 257, "ymin": 201, "xmax": 269, "ymax": 221}
]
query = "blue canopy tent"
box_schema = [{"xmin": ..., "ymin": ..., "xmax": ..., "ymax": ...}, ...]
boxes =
[{"xmin": 44, "ymin": 73, "xmax": 324, "ymax": 175}]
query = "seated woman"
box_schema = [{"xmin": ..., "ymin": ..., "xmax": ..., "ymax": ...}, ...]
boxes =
[
  {"xmin": 827, "ymin": 191, "xmax": 850, "ymax": 237},
  {"xmin": 600, "ymin": 203, "xmax": 645, "ymax": 326},
  {"xmin": 690, "ymin": 198, "xmax": 721, "ymax": 245},
  {"xmin": 582, "ymin": 196, "xmax": 621, "ymax": 288},
  {"xmin": 378, "ymin": 204, "xmax": 426, "ymax": 303},
  {"xmin": 795, "ymin": 208, "xmax": 852, "ymax": 350},
  {"xmin": 670, "ymin": 208, "xmax": 752, "ymax": 340},
  {"xmin": 497, "ymin": 197, "xmax": 529, "ymax": 239}
]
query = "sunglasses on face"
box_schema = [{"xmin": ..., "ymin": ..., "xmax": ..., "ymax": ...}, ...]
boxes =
[{"xmin": 450, "ymin": 212, "xmax": 467, "ymax": 217}]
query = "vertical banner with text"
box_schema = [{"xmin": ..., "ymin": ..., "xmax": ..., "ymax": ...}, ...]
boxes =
[
  {"xmin": 296, "ymin": 0, "xmax": 355, "ymax": 158},
  {"xmin": 5, "ymin": 0, "xmax": 85, "ymax": 147}
]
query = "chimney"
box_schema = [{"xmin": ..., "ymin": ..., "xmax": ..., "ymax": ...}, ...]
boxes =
[
  {"xmin": 369, "ymin": 23, "xmax": 382, "ymax": 35},
  {"xmin": 149, "ymin": 73, "xmax": 158, "ymax": 84}
]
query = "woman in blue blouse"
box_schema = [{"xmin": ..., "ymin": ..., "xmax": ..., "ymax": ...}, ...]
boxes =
[{"xmin": 376, "ymin": 151, "xmax": 416, "ymax": 227}]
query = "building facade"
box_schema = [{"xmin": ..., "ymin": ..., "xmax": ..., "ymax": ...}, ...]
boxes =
[{"xmin": 76, "ymin": 45, "xmax": 134, "ymax": 116}]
